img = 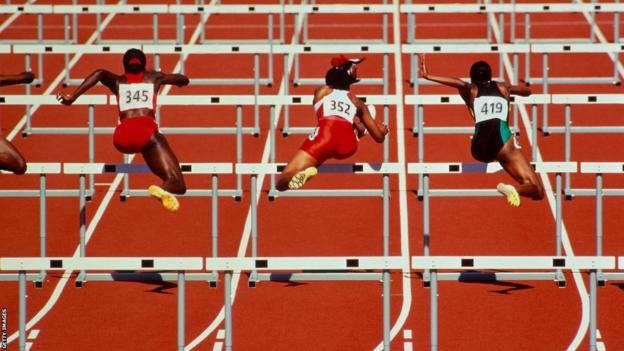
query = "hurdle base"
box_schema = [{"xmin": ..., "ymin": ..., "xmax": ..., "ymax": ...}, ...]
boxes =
[{"xmin": 34, "ymin": 271, "xmax": 46, "ymax": 288}]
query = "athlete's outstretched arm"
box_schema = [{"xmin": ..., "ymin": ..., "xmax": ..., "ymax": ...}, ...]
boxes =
[
  {"xmin": 0, "ymin": 71, "xmax": 35, "ymax": 86},
  {"xmin": 157, "ymin": 72, "xmax": 189, "ymax": 87},
  {"xmin": 56, "ymin": 69, "xmax": 118, "ymax": 105},
  {"xmin": 419, "ymin": 54, "xmax": 469, "ymax": 89},
  {"xmin": 507, "ymin": 83, "xmax": 531, "ymax": 97}
]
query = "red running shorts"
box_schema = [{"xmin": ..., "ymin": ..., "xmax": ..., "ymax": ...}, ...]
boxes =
[{"xmin": 113, "ymin": 116, "xmax": 158, "ymax": 154}]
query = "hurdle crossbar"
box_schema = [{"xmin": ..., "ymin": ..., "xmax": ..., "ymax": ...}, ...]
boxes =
[
  {"xmin": 407, "ymin": 162, "xmax": 576, "ymax": 176},
  {"xmin": 0, "ymin": 257, "xmax": 203, "ymax": 271},
  {"xmin": 63, "ymin": 163, "xmax": 232, "ymax": 175},
  {"xmin": 206, "ymin": 256, "xmax": 404, "ymax": 271},
  {"xmin": 411, "ymin": 256, "xmax": 614, "ymax": 270},
  {"xmin": 236, "ymin": 162, "xmax": 401, "ymax": 175}
]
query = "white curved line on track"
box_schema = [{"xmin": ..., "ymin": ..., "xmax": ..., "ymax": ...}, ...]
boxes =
[
  {"xmin": 6, "ymin": 0, "xmax": 215, "ymax": 345},
  {"xmin": 486, "ymin": 8, "xmax": 590, "ymax": 351},
  {"xmin": 184, "ymin": 6, "xmax": 308, "ymax": 351},
  {"xmin": 373, "ymin": 1, "xmax": 412, "ymax": 350}
]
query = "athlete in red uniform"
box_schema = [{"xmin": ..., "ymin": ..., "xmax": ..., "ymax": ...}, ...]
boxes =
[
  {"xmin": 276, "ymin": 55, "xmax": 388, "ymax": 191},
  {"xmin": 57, "ymin": 49, "xmax": 188, "ymax": 211},
  {"xmin": 0, "ymin": 71, "xmax": 35, "ymax": 174}
]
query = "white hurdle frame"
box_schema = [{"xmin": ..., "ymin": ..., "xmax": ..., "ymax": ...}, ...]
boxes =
[
  {"xmin": 236, "ymin": 162, "xmax": 401, "ymax": 288},
  {"xmin": 546, "ymin": 96, "xmax": 624, "ymax": 198},
  {"xmin": 412, "ymin": 255, "xmax": 616, "ymax": 351},
  {"xmin": 408, "ymin": 162, "xmax": 578, "ymax": 286},
  {"xmin": 0, "ymin": 256, "xmax": 203, "ymax": 351},
  {"xmin": 580, "ymin": 162, "xmax": 624, "ymax": 284},
  {"xmin": 63, "ymin": 162, "xmax": 231, "ymax": 285},
  {"xmin": 206, "ymin": 255, "xmax": 404, "ymax": 351},
  {"xmin": 0, "ymin": 163, "xmax": 62, "ymax": 287}
]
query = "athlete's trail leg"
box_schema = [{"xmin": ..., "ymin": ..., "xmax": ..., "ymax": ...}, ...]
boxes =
[
  {"xmin": 0, "ymin": 137, "xmax": 27, "ymax": 174},
  {"xmin": 276, "ymin": 150, "xmax": 320, "ymax": 191},
  {"xmin": 497, "ymin": 138, "xmax": 545, "ymax": 200}
]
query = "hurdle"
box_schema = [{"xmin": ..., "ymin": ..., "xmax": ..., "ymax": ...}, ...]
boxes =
[
  {"xmin": 580, "ymin": 163, "xmax": 624, "ymax": 285},
  {"xmin": 411, "ymin": 255, "xmax": 616, "ymax": 351},
  {"xmin": 206, "ymin": 255, "xmax": 405, "ymax": 351},
  {"xmin": 63, "ymin": 162, "xmax": 232, "ymax": 285},
  {"xmin": 0, "ymin": 256, "xmax": 203, "ymax": 351},
  {"xmin": 407, "ymin": 162, "xmax": 578, "ymax": 286},
  {"xmin": 545, "ymin": 95, "xmax": 624, "ymax": 198},
  {"xmin": 0, "ymin": 163, "xmax": 62, "ymax": 287}
]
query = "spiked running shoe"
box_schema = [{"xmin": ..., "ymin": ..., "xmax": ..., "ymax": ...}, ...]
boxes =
[{"xmin": 288, "ymin": 167, "xmax": 318, "ymax": 190}]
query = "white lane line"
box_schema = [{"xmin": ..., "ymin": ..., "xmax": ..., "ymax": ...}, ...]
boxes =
[
  {"xmin": 184, "ymin": 6, "xmax": 306, "ymax": 351},
  {"xmin": 486, "ymin": 9, "xmax": 590, "ymax": 351},
  {"xmin": 575, "ymin": 0, "xmax": 624, "ymax": 79},
  {"xmin": 403, "ymin": 329, "xmax": 412, "ymax": 340},
  {"xmin": 0, "ymin": 0, "xmax": 34, "ymax": 34},
  {"xmin": 212, "ymin": 341, "xmax": 224, "ymax": 351},
  {"xmin": 27, "ymin": 329, "xmax": 39, "ymax": 339},
  {"xmin": 216, "ymin": 329, "xmax": 225, "ymax": 340},
  {"xmin": 373, "ymin": 1, "xmax": 411, "ymax": 350},
  {"xmin": 6, "ymin": 0, "xmax": 213, "ymax": 346},
  {"xmin": 6, "ymin": 2, "xmax": 123, "ymax": 344},
  {"xmin": 403, "ymin": 342, "xmax": 414, "ymax": 351},
  {"xmin": 25, "ymin": 341, "xmax": 33, "ymax": 351}
]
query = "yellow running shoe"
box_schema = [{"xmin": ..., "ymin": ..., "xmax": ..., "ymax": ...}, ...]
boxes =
[
  {"xmin": 148, "ymin": 185, "xmax": 180, "ymax": 211},
  {"xmin": 497, "ymin": 183, "xmax": 520, "ymax": 207},
  {"xmin": 288, "ymin": 167, "xmax": 318, "ymax": 190}
]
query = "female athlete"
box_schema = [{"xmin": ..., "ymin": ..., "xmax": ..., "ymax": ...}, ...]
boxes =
[
  {"xmin": 276, "ymin": 55, "xmax": 388, "ymax": 191},
  {"xmin": 420, "ymin": 54, "xmax": 544, "ymax": 207},
  {"xmin": 57, "ymin": 49, "xmax": 188, "ymax": 211}
]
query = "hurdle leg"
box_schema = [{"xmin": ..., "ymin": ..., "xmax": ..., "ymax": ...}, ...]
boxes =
[
  {"xmin": 430, "ymin": 269, "xmax": 438, "ymax": 351},
  {"xmin": 595, "ymin": 174, "xmax": 605, "ymax": 286},
  {"xmin": 236, "ymin": 105, "xmax": 243, "ymax": 200},
  {"xmin": 589, "ymin": 269, "xmax": 597, "ymax": 351},
  {"xmin": 224, "ymin": 271, "xmax": 233, "ymax": 351},
  {"xmin": 249, "ymin": 175, "xmax": 258, "ymax": 287},
  {"xmin": 23, "ymin": 54, "xmax": 32, "ymax": 136},
  {"xmin": 36, "ymin": 14, "xmax": 43, "ymax": 86},
  {"xmin": 531, "ymin": 104, "xmax": 538, "ymax": 161},
  {"xmin": 269, "ymin": 105, "xmax": 277, "ymax": 197},
  {"xmin": 524, "ymin": 13, "xmax": 531, "ymax": 85},
  {"xmin": 87, "ymin": 105, "xmax": 95, "ymax": 200},
  {"xmin": 417, "ymin": 105, "xmax": 424, "ymax": 199},
  {"xmin": 19, "ymin": 271, "xmax": 26, "ymax": 351},
  {"xmin": 95, "ymin": 0, "xmax": 102, "ymax": 43},
  {"xmin": 267, "ymin": 14, "xmax": 274, "ymax": 86},
  {"xmin": 177, "ymin": 272, "xmax": 185, "ymax": 351},
  {"xmin": 555, "ymin": 173, "xmax": 565, "ymax": 287},
  {"xmin": 564, "ymin": 104, "xmax": 571, "ymax": 199},
  {"xmin": 541, "ymin": 53, "xmax": 549, "ymax": 135},
  {"xmin": 36, "ymin": 174, "xmax": 47, "ymax": 288},
  {"xmin": 253, "ymin": 54, "xmax": 260, "ymax": 137},
  {"xmin": 282, "ymin": 53, "xmax": 291, "ymax": 136},
  {"xmin": 423, "ymin": 174, "xmax": 431, "ymax": 286},
  {"xmin": 279, "ymin": 0, "xmax": 285, "ymax": 44},
  {"xmin": 210, "ymin": 174, "xmax": 219, "ymax": 287},
  {"xmin": 77, "ymin": 174, "xmax": 87, "ymax": 287},
  {"xmin": 383, "ymin": 269, "xmax": 391, "ymax": 351},
  {"xmin": 153, "ymin": 14, "xmax": 160, "ymax": 43},
  {"xmin": 121, "ymin": 154, "xmax": 130, "ymax": 201}
]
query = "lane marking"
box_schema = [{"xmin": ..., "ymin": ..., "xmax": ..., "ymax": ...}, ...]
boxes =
[
  {"xmin": 212, "ymin": 341, "xmax": 223, "ymax": 351},
  {"xmin": 373, "ymin": 1, "xmax": 412, "ymax": 350},
  {"xmin": 6, "ymin": 0, "xmax": 212, "ymax": 346},
  {"xmin": 403, "ymin": 341, "xmax": 413, "ymax": 351},
  {"xmin": 184, "ymin": 5, "xmax": 307, "ymax": 351},
  {"xmin": 6, "ymin": 3, "xmax": 123, "ymax": 344},
  {"xmin": 0, "ymin": 0, "xmax": 35, "ymax": 35},
  {"xmin": 216, "ymin": 329, "xmax": 225, "ymax": 340},
  {"xmin": 486, "ymin": 8, "xmax": 590, "ymax": 351},
  {"xmin": 27, "ymin": 329, "xmax": 39, "ymax": 339},
  {"xmin": 403, "ymin": 329, "xmax": 412, "ymax": 340}
]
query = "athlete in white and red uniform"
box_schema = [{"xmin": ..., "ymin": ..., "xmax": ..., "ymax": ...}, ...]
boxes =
[
  {"xmin": 0, "ymin": 71, "xmax": 35, "ymax": 174},
  {"xmin": 57, "ymin": 49, "xmax": 189, "ymax": 211},
  {"xmin": 277, "ymin": 55, "xmax": 388, "ymax": 191}
]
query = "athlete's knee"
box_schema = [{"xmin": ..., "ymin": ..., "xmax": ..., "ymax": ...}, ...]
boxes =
[
  {"xmin": 523, "ymin": 178, "xmax": 544, "ymax": 200},
  {"xmin": 13, "ymin": 161, "xmax": 27, "ymax": 175}
]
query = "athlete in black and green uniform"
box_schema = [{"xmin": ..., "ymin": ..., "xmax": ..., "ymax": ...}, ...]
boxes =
[{"xmin": 419, "ymin": 55, "xmax": 544, "ymax": 207}]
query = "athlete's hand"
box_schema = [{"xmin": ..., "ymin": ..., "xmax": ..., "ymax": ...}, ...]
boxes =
[
  {"xmin": 56, "ymin": 91, "xmax": 73, "ymax": 105},
  {"xmin": 21, "ymin": 71, "xmax": 35, "ymax": 84},
  {"xmin": 378, "ymin": 122, "xmax": 389, "ymax": 136},
  {"xmin": 418, "ymin": 54, "xmax": 428, "ymax": 78}
]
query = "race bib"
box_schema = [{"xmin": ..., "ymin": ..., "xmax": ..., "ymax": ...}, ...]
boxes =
[
  {"xmin": 118, "ymin": 83, "xmax": 154, "ymax": 112},
  {"xmin": 322, "ymin": 95, "xmax": 356, "ymax": 122},
  {"xmin": 473, "ymin": 96, "xmax": 508, "ymax": 123}
]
